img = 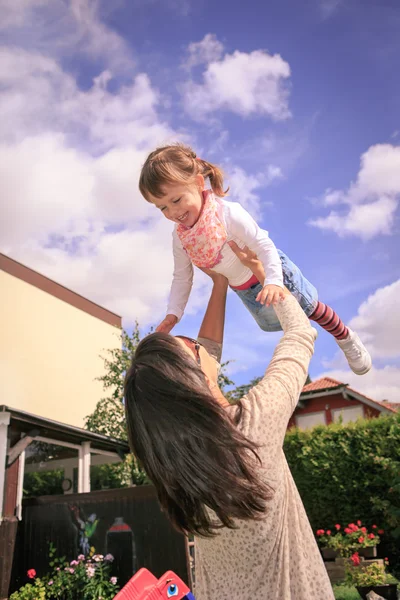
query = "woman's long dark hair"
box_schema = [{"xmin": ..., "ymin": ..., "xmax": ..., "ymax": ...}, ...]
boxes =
[{"xmin": 124, "ymin": 332, "xmax": 272, "ymax": 537}]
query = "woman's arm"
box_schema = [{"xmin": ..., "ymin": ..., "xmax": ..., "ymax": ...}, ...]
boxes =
[{"xmin": 197, "ymin": 273, "xmax": 228, "ymax": 345}]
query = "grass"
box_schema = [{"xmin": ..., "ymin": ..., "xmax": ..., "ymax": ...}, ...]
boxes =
[{"xmin": 333, "ymin": 584, "xmax": 360, "ymax": 600}]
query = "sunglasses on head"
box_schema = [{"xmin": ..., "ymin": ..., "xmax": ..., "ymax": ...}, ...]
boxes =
[{"xmin": 175, "ymin": 335, "xmax": 202, "ymax": 366}]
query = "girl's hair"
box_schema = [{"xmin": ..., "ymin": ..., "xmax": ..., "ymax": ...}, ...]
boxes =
[
  {"xmin": 124, "ymin": 332, "xmax": 272, "ymax": 537},
  {"xmin": 139, "ymin": 143, "xmax": 228, "ymax": 201}
]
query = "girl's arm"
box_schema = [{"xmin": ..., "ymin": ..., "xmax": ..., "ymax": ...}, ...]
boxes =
[
  {"xmin": 225, "ymin": 202, "xmax": 285, "ymax": 305},
  {"xmin": 157, "ymin": 231, "xmax": 194, "ymax": 333}
]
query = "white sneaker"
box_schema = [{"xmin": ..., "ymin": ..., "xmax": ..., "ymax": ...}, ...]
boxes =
[{"xmin": 336, "ymin": 329, "xmax": 372, "ymax": 375}]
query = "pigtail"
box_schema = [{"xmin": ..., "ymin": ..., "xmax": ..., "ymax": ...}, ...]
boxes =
[{"xmin": 196, "ymin": 157, "xmax": 229, "ymax": 198}]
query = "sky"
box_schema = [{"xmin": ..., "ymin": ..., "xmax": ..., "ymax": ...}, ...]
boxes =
[{"xmin": 0, "ymin": 0, "xmax": 399, "ymax": 402}]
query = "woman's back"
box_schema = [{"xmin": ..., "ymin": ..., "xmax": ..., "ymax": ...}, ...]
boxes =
[{"xmin": 194, "ymin": 297, "xmax": 335, "ymax": 600}]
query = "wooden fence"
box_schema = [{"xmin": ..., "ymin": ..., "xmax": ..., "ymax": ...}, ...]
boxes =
[{"xmin": 9, "ymin": 485, "xmax": 190, "ymax": 596}]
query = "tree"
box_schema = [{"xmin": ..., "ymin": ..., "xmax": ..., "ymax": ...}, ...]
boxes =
[{"xmin": 85, "ymin": 325, "xmax": 140, "ymax": 440}]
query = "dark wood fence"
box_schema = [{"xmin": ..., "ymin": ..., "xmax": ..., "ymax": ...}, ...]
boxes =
[{"xmin": 9, "ymin": 486, "xmax": 190, "ymax": 595}]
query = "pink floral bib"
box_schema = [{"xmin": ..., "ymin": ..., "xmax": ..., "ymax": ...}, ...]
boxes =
[{"xmin": 176, "ymin": 191, "xmax": 227, "ymax": 269}]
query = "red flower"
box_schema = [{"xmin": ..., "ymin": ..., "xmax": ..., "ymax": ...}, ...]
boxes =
[
  {"xmin": 357, "ymin": 520, "xmax": 362, "ymax": 526},
  {"xmin": 335, "ymin": 524, "xmax": 341, "ymax": 530},
  {"xmin": 348, "ymin": 523, "xmax": 359, "ymax": 531},
  {"xmin": 316, "ymin": 529, "xmax": 325, "ymax": 536},
  {"xmin": 368, "ymin": 533, "xmax": 375, "ymax": 540},
  {"xmin": 372, "ymin": 525, "xmax": 377, "ymax": 529},
  {"xmin": 344, "ymin": 527, "xmax": 352, "ymax": 534},
  {"xmin": 351, "ymin": 552, "xmax": 361, "ymax": 566},
  {"xmin": 27, "ymin": 569, "xmax": 36, "ymax": 579},
  {"xmin": 361, "ymin": 527, "xmax": 367, "ymax": 533},
  {"xmin": 378, "ymin": 529, "xmax": 384, "ymax": 535},
  {"xmin": 384, "ymin": 557, "xmax": 389, "ymax": 563},
  {"xmin": 326, "ymin": 530, "xmax": 331, "ymax": 535},
  {"xmin": 358, "ymin": 536, "xmax": 365, "ymax": 543}
]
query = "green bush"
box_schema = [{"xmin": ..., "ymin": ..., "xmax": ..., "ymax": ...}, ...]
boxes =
[
  {"xmin": 333, "ymin": 584, "xmax": 360, "ymax": 600},
  {"xmin": 284, "ymin": 415, "xmax": 400, "ymax": 574}
]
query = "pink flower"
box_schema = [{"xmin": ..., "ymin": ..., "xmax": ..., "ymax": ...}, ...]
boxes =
[
  {"xmin": 86, "ymin": 566, "xmax": 96, "ymax": 578},
  {"xmin": 27, "ymin": 569, "xmax": 36, "ymax": 579},
  {"xmin": 316, "ymin": 529, "xmax": 325, "ymax": 536},
  {"xmin": 351, "ymin": 552, "xmax": 361, "ymax": 566},
  {"xmin": 104, "ymin": 554, "xmax": 114, "ymax": 562},
  {"xmin": 368, "ymin": 533, "xmax": 375, "ymax": 540},
  {"xmin": 344, "ymin": 527, "xmax": 352, "ymax": 534},
  {"xmin": 56, "ymin": 567, "xmax": 60, "ymax": 571},
  {"xmin": 70, "ymin": 560, "xmax": 79, "ymax": 566},
  {"xmin": 48, "ymin": 581, "xmax": 53, "ymax": 586},
  {"xmin": 378, "ymin": 529, "xmax": 384, "ymax": 534},
  {"xmin": 335, "ymin": 524, "xmax": 341, "ymax": 530},
  {"xmin": 372, "ymin": 525, "xmax": 377, "ymax": 529},
  {"xmin": 69, "ymin": 568, "xmax": 75, "ymax": 574},
  {"xmin": 326, "ymin": 530, "xmax": 331, "ymax": 535},
  {"xmin": 361, "ymin": 527, "xmax": 367, "ymax": 533},
  {"xmin": 77, "ymin": 554, "xmax": 85, "ymax": 561},
  {"xmin": 358, "ymin": 536, "xmax": 365, "ymax": 543},
  {"xmin": 110, "ymin": 577, "xmax": 118, "ymax": 585},
  {"xmin": 357, "ymin": 520, "xmax": 362, "ymax": 526}
]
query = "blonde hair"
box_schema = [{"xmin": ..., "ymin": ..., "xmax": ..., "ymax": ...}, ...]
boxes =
[{"xmin": 139, "ymin": 143, "xmax": 228, "ymax": 201}]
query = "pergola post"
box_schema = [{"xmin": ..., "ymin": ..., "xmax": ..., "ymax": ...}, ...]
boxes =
[{"xmin": 0, "ymin": 413, "xmax": 10, "ymax": 519}]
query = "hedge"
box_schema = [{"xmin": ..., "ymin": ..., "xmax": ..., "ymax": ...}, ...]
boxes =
[{"xmin": 284, "ymin": 414, "xmax": 400, "ymax": 574}]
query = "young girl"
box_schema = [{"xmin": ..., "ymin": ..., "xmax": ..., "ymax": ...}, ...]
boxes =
[{"xmin": 139, "ymin": 143, "xmax": 371, "ymax": 375}]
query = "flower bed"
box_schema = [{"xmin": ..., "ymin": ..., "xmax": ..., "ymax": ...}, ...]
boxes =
[
  {"xmin": 316, "ymin": 521, "xmax": 383, "ymax": 558},
  {"xmin": 10, "ymin": 545, "xmax": 119, "ymax": 600}
]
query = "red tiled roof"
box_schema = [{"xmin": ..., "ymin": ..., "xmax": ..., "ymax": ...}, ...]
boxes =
[
  {"xmin": 301, "ymin": 377, "xmax": 398, "ymax": 414},
  {"xmin": 302, "ymin": 377, "xmax": 344, "ymax": 393},
  {"xmin": 377, "ymin": 401, "xmax": 399, "ymax": 413}
]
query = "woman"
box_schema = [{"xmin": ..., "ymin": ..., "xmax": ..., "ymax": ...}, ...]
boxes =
[{"xmin": 124, "ymin": 242, "xmax": 335, "ymax": 600}]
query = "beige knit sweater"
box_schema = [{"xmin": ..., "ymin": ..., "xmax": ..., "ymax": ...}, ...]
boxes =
[{"xmin": 195, "ymin": 295, "xmax": 335, "ymax": 600}]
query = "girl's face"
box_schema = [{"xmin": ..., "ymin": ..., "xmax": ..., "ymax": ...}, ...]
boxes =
[{"xmin": 150, "ymin": 175, "xmax": 205, "ymax": 228}]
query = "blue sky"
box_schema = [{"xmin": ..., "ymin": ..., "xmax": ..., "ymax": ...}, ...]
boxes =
[{"xmin": 0, "ymin": 0, "xmax": 399, "ymax": 401}]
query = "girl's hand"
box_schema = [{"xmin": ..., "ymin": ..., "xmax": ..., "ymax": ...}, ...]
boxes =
[
  {"xmin": 256, "ymin": 284, "xmax": 287, "ymax": 306},
  {"xmin": 156, "ymin": 314, "xmax": 178, "ymax": 333},
  {"xmin": 228, "ymin": 241, "xmax": 265, "ymax": 283}
]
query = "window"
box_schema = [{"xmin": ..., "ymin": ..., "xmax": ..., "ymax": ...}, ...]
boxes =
[
  {"xmin": 296, "ymin": 411, "xmax": 326, "ymax": 429},
  {"xmin": 332, "ymin": 405, "xmax": 364, "ymax": 424}
]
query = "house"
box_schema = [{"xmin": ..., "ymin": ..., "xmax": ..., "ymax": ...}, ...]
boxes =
[
  {"xmin": 288, "ymin": 377, "xmax": 398, "ymax": 429},
  {"xmin": 0, "ymin": 253, "xmax": 121, "ymax": 428}
]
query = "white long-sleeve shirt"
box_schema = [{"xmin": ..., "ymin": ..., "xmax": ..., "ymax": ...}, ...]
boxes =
[{"xmin": 167, "ymin": 199, "xmax": 284, "ymax": 321}]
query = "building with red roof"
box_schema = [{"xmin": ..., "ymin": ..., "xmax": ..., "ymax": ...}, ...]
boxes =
[{"xmin": 289, "ymin": 377, "xmax": 398, "ymax": 429}]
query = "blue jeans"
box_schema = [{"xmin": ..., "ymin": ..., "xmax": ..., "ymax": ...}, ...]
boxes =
[{"xmin": 232, "ymin": 250, "xmax": 318, "ymax": 332}]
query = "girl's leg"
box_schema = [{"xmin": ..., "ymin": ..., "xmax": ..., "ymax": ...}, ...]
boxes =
[
  {"xmin": 309, "ymin": 301, "xmax": 371, "ymax": 375},
  {"xmin": 309, "ymin": 301, "xmax": 348, "ymax": 340},
  {"xmin": 278, "ymin": 251, "xmax": 372, "ymax": 376}
]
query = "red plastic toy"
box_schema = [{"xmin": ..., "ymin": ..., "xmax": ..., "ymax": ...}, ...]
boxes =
[{"xmin": 113, "ymin": 568, "xmax": 196, "ymax": 600}]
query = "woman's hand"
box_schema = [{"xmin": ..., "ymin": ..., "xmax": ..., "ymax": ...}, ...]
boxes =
[
  {"xmin": 228, "ymin": 241, "xmax": 266, "ymax": 283},
  {"xmin": 228, "ymin": 241, "xmax": 288, "ymax": 306},
  {"xmin": 156, "ymin": 314, "xmax": 178, "ymax": 333},
  {"xmin": 199, "ymin": 267, "xmax": 228, "ymax": 286}
]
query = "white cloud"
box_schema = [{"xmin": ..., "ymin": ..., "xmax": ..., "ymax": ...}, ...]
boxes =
[
  {"xmin": 226, "ymin": 164, "xmax": 283, "ymax": 219},
  {"xmin": 0, "ymin": 0, "xmax": 133, "ymax": 73},
  {"xmin": 183, "ymin": 49, "xmax": 291, "ymax": 121},
  {"xmin": 318, "ymin": 0, "xmax": 342, "ymax": 19},
  {"xmin": 309, "ymin": 144, "xmax": 400, "ymax": 239},
  {"xmin": 185, "ymin": 34, "xmax": 224, "ymax": 69},
  {"xmin": 348, "ymin": 279, "xmax": 400, "ymax": 360},
  {"xmin": 0, "ymin": 4, "xmax": 189, "ymax": 327},
  {"xmin": 317, "ymin": 365, "xmax": 400, "ymax": 404},
  {"xmin": 320, "ymin": 279, "xmax": 400, "ymax": 402}
]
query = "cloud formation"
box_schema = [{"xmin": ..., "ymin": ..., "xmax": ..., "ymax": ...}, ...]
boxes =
[
  {"xmin": 310, "ymin": 144, "xmax": 400, "ymax": 240},
  {"xmin": 183, "ymin": 40, "xmax": 291, "ymax": 121}
]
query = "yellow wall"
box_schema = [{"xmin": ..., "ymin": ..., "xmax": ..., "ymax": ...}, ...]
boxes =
[{"xmin": 0, "ymin": 270, "xmax": 121, "ymax": 428}]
